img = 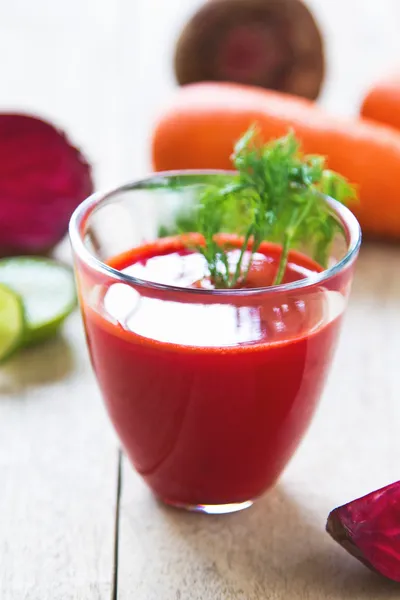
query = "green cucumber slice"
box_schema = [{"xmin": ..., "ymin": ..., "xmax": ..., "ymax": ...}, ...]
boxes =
[
  {"xmin": 0, "ymin": 283, "xmax": 26, "ymax": 362},
  {"xmin": 0, "ymin": 257, "xmax": 77, "ymax": 346}
]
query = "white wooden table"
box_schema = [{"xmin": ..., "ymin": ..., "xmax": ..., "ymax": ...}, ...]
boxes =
[{"xmin": 1, "ymin": 1, "xmax": 400, "ymax": 598}]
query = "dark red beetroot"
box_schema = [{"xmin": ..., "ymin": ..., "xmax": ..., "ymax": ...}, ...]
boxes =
[
  {"xmin": 0, "ymin": 114, "xmax": 93, "ymax": 256},
  {"xmin": 174, "ymin": 0, "xmax": 325, "ymax": 101},
  {"xmin": 326, "ymin": 481, "xmax": 400, "ymax": 582}
]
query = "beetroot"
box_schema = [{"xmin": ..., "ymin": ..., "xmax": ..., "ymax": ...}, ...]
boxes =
[
  {"xmin": 0, "ymin": 114, "xmax": 93, "ymax": 255},
  {"xmin": 174, "ymin": 0, "xmax": 325, "ymax": 101},
  {"xmin": 326, "ymin": 481, "xmax": 400, "ymax": 582}
]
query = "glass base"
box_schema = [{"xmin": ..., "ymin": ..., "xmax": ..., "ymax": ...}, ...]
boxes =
[{"xmin": 162, "ymin": 498, "xmax": 254, "ymax": 514}]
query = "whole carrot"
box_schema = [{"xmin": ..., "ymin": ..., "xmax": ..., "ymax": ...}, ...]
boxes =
[
  {"xmin": 361, "ymin": 75, "xmax": 400, "ymax": 131},
  {"xmin": 152, "ymin": 82, "xmax": 400, "ymax": 239}
]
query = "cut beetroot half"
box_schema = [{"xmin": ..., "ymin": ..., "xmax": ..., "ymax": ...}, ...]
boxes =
[
  {"xmin": 174, "ymin": 0, "xmax": 325, "ymax": 100},
  {"xmin": 0, "ymin": 114, "xmax": 93, "ymax": 256},
  {"xmin": 326, "ymin": 481, "xmax": 400, "ymax": 582}
]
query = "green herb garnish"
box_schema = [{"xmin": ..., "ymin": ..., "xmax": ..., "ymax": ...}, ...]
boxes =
[
  {"xmin": 160, "ymin": 127, "xmax": 357, "ymax": 289},
  {"xmin": 198, "ymin": 128, "xmax": 357, "ymax": 288}
]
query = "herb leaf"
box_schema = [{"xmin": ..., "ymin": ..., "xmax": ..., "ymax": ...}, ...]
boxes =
[{"xmin": 163, "ymin": 128, "xmax": 357, "ymax": 289}]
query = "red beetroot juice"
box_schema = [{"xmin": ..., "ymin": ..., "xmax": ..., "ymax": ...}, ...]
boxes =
[{"xmin": 81, "ymin": 237, "xmax": 350, "ymax": 508}]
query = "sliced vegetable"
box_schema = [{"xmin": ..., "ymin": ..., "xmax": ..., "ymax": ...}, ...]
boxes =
[
  {"xmin": 327, "ymin": 481, "xmax": 400, "ymax": 582},
  {"xmin": 0, "ymin": 284, "xmax": 26, "ymax": 363},
  {"xmin": 174, "ymin": 0, "xmax": 324, "ymax": 100},
  {"xmin": 151, "ymin": 81, "xmax": 400, "ymax": 239},
  {"xmin": 0, "ymin": 257, "xmax": 77, "ymax": 346},
  {"xmin": 0, "ymin": 114, "xmax": 93, "ymax": 256}
]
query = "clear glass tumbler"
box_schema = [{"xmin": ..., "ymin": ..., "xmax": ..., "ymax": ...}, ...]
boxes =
[{"xmin": 69, "ymin": 172, "xmax": 361, "ymax": 514}]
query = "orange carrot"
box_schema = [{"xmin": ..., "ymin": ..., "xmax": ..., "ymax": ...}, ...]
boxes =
[
  {"xmin": 152, "ymin": 82, "xmax": 400, "ymax": 239},
  {"xmin": 361, "ymin": 75, "xmax": 400, "ymax": 131}
]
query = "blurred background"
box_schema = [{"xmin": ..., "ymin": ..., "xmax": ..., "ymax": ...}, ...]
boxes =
[
  {"xmin": 2, "ymin": 0, "xmax": 400, "ymax": 189},
  {"xmin": 2, "ymin": 2, "xmax": 400, "ymax": 598}
]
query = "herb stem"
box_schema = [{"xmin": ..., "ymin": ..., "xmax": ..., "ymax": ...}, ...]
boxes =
[
  {"xmin": 273, "ymin": 231, "xmax": 292, "ymax": 286},
  {"xmin": 188, "ymin": 128, "xmax": 356, "ymax": 289},
  {"xmin": 273, "ymin": 193, "xmax": 315, "ymax": 285},
  {"xmin": 231, "ymin": 225, "xmax": 254, "ymax": 287}
]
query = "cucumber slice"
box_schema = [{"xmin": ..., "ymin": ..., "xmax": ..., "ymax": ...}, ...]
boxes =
[
  {"xmin": 0, "ymin": 283, "xmax": 25, "ymax": 362},
  {"xmin": 0, "ymin": 257, "xmax": 77, "ymax": 346}
]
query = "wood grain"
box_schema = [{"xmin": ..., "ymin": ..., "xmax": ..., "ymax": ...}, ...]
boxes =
[
  {"xmin": 0, "ymin": 3, "xmax": 122, "ymax": 597},
  {"xmin": 2, "ymin": 0, "xmax": 400, "ymax": 598},
  {"xmin": 114, "ymin": 0, "xmax": 400, "ymax": 597},
  {"xmin": 0, "ymin": 315, "xmax": 119, "ymax": 600},
  {"xmin": 116, "ymin": 242, "xmax": 400, "ymax": 600}
]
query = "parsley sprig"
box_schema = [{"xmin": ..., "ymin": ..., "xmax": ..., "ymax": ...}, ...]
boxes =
[{"xmin": 192, "ymin": 127, "xmax": 357, "ymax": 288}]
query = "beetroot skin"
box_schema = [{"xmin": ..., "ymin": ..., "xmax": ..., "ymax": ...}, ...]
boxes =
[
  {"xmin": 326, "ymin": 481, "xmax": 400, "ymax": 582},
  {"xmin": 0, "ymin": 114, "xmax": 93, "ymax": 255}
]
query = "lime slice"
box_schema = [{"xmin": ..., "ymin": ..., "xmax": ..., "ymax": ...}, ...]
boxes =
[
  {"xmin": 0, "ymin": 257, "xmax": 77, "ymax": 346},
  {"xmin": 0, "ymin": 284, "xmax": 26, "ymax": 362}
]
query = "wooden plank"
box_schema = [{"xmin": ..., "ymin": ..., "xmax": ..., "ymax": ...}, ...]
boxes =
[
  {"xmin": 117, "ymin": 0, "xmax": 400, "ymax": 596},
  {"xmin": 116, "ymin": 242, "xmax": 400, "ymax": 600},
  {"xmin": 0, "ymin": 1, "xmax": 124, "ymax": 598},
  {"xmin": 0, "ymin": 314, "xmax": 120, "ymax": 600}
]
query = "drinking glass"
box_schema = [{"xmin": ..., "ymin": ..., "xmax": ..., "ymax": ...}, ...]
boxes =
[{"xmin": 69, "ymin": 171, "xmax": 361, "ymax": 514}]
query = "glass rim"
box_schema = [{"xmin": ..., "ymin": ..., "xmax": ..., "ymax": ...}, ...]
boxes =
[{"xmin": 69, "ymin": 169, "xmax": 362, "ymax": 297}]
